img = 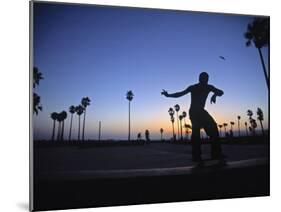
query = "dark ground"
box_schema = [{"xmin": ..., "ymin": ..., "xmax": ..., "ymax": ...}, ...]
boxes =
[{"xmin": 32, "ymin": 141, "xmax": 269, "ymax": 211}]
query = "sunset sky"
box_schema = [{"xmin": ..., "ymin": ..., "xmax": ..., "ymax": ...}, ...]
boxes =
[{"xmin": 33, "ymin": 2, "xmax": 269, "ymax": 140}]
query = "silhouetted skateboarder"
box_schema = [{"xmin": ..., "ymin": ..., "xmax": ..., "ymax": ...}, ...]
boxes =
[{"xmin": 161, "ymin": 72, "xmax": 224, "ymax": 162}]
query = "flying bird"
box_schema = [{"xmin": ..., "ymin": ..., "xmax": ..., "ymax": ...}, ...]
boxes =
[{"xmin": 219, "ymin": 56, "xmax": 226, "ymax": 60}]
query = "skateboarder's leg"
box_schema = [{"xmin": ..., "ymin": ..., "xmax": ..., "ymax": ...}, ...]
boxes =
[
  {"xmin": 203, "ymin": 111, "xmax": 223, "ymax": 159},
  {"xmin": 191, "ymin": 121, "xmax": 201, "ymax": 161}
]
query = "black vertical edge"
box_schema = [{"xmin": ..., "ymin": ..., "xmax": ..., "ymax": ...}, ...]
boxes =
[{"xmin": 29, "ymin": 0, "xmax": 34, "ymax": 211}]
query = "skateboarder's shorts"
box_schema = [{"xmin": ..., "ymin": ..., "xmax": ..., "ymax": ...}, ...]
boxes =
[{"xmin": 189, "ymin": 109, "xmax": 218, "ymax": 137}]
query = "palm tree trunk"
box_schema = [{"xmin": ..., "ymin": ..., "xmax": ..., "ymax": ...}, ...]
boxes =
[
  {"xmin": 128, "ymin": 101, "xmax": 131, "ymax": 142},
  {"xmin": 258, "ymin": 48, "xmax": 269, "ymax": 89},
  {"xmin": 259, "ymin": 120, "xmax": 265, "ymax": 136},
  {"xmin": 238, "ymin": 120, "xmax": 240, "ymax": 137},
  {"xmin": 78, "ymin": 116, "xmax": 81, "ymax": 141},
  {"xmin": 82, "ymin": 108, "xmax": 86, "ymax": 141},
  {"xmin": 161, "ymin": 133, "xmax": 163, "ymax": 141},
  {"xmin": 98, "ymin": 121, "xmax": 101, "ymax": 142},
  {"xmin": 176, "ymin": 112, "xmax": 179, "ymax": 140},
  {"xmin": 57, "ymin": 122, "xmax": 61, "ymax": 141},
  {"xmin": 219, "ymin": 128, "xmax": 222, "ymax": 137},
  {"xmin": 245, "ymin": 126, "xmax": 248, "ymax": 136},
  {"xmin": 224, "ymin": 127, "xmax": 226, "ymax": 137},
  {"xmin": 61, "ymin": 121, "xmax": 65, "ymax": 141},
  {"xmin": 69, "ymin": 114, "xmax": 73, "ymax": 141},
  {"xmin": 172, "ymin": 123, "xmax": 175, "ymax": 142},
  {"xmin": 51, "ymin": 120, "xmax": 56, "ymax": 141},
  {"xmin": 180, "ymin": 120, "xmax": 183, "ymax": 141}
]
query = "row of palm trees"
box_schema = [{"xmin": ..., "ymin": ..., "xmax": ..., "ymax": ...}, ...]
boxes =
[
  {"xmin": 167, "ymin": 105, "xmax": 191, "ymax": 141},
  {"xmin": 50, "ymin": 97, "xmax": 91, "ymax": 142},
  {"xmin": 166, "ymin": 105, "xmax": 266, "ymax": 141}
]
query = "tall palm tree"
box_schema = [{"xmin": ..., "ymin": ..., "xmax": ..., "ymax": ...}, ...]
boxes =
[
  {"xmin": 257, "ymin": 107, "xmax": 265, "ymax": 136},
  {"xmin": 230, "ymin": 121, "xmax": 235, "ymax": 137},
  {"xmin": 126, "ymin": 91, "xmax": 134, "ymax": 141},
  {"xmin": 182, "ymin": 111, "xmax": 187, "ymax": 125},
  {"xmin": 33, "ymin": 67, "xmax": 43, "ymax": 115},
  {"xmin": 244, "ymin": 18, "xmax": 269, "ymax": 89},
  {"xmin": 81, "ymin": 97, "xmax": 91, "ymax": 141},
  {"xmin": 168, "ymin": 107, "xmax": 175, "ymax": 117},
  {"xmin": 250, "ymin": 118, "xmax": 257, "ymax": 136},
  {"xmin": 237, "ymin": 116, "xmax": 241, "ymax": 137},
  {"xmin": 174, "ymin": 104, "xmax": 180, "ymax": 140},
  {"xmin": 75, "ymin": 105, "xmax": 84, "ymax": 141},
  {"xmin": 60, "ymin": 111, "xmax": 67, "ymax": 141},
  {"xmin": 33, "ymin": 67, "xmax": 44, "ymax": 88},
  {"xmin": 68, "ymin": 105, "xmax": 76, "ymax": 141},
  {"xmin": 218, "ymin": 124, "xmax": 223, "ymax": 137},
  {"xmin": 223, "ymin": 123, "xmax": 228, "ymax": 137},
  {"xmin": 170, "ymin": 116, "xmax": 175, "ymax": 141},
  {"xmin": 245, "ymin": 122, "xmax": 249, "ymax": 136},
  {"xmin": 179, "ymin": 115, "xmax": 183, "ymax": 140},
  {"xmin": 50, "ymin": 112, "xmax": 58, "ymax": 141},
  {"xmin": 247, "ymin": 109, "xmax": 253, "ymax": 120},
  {"xmin": 56, "ymin": 112, "xmax": 64, "ymax": 141},
  {"xmin": 185, "ymin": 124, "xmax": 192, "ymax": 140},
  {"xmin": 160, "ymin": 128, "xmax": 164, "ymax": 141}
]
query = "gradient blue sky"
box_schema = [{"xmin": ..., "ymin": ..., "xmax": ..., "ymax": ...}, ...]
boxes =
[{"xmin": 33, "ymin": 2, "xmax": 269, "ymax": 140}]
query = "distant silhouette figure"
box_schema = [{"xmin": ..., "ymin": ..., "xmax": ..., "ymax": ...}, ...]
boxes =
[
  {"xmin": 162, "ymin": 72, "xmax": 224, "ymax": 161},
  {"xmin": 137, "ymin": 132, "xmax": 142, "ymax": 141},
  {"xmin": 145, "ymin": 130, "xmax": 150, "ymax": 144}
]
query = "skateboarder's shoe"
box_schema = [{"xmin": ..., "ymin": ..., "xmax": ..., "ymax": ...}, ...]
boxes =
[{"xmin": 192, "ymin": 156, "xmax": 202, "ymax": 162}]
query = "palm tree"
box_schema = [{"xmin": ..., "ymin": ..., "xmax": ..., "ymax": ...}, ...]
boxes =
[
  {"xmin": 81, "ymin": 97, "xmax": 91, "ymax": 141},
  {"xmin": 218, "ymin": 124, "xmax": 223, "ymax": 137},
  {"xmin": 182, "ymin": 111, "xmax": 187, "ymax": 125},
  {"xmin": 170, "ymin": 116, "xmax": 176, "ymax": 141},
  {"xmin": 230, "ymin": 121, "xmax": 235, "ymax": 137},
  {"xmin": 245, "ymin": 122, "xmax": 249, "ymax": 136},
  {"xmin": 168, "ymin": 107, "xmax": 175, "ymax": 117},
  {"xmin": 33, "ymin": 67, "xmax": 43, "ymax": 115},
  {"xmin": 33, "ymin": 93, "xmax": 42, "ymax": 115},
  {"xmin": 257, "ymin": 107, "xmax": 265, "ymax": 136},
  {"xmin": 56, "ymin": 112, "xmax": 63, "ymax": 141},
  {"xmin": 33, "ymin": 67, "xmax": 44, "ymax": 88},
  {"xmin": 247, "ymin": 110, "xmax": 253, "ymax": 120},
  {"xmin": 237, "ymin": 116, "xmax": 241, "ymax": 137},
  {"xmin": 160, "ymin": 128, "xmax": 164, "ymax": 141},
  {"xmin": 50, "ymin": 112, "xmax": 58, "ymax": 141},
  {"xmin": 250, "ymin": 118, "xmax": 257, "ymax": 136},
  {"xmin": 244, "ymin": 18, "xmax": 269, "ymax": 89},
  {"xmin": 185, "ymin": 124, "xmax": 192, "ymax": 140},
  {"xmin": 126, "ymin": 91, "xmax": 134, "ymax": 142},
  {"xmin": 179, "ymin": 115, "xmax": 183, "ymax": 140},
  {"xmin": 60, "ymin": 111, "xmax": 67, "ymax": 141},
  {"xmin": 68, "ymin": 105, "xmax": 76, "ymax": 141},
  {"xmin": 75, "ymin": 105, "xmax": 84, "ymax": 141},
  {"xmin": 174, "ymin": 104, "xmax": 180, "ymax": 140},
  {"xmin": 223, "ymin": 123, "xmax": 228, "ymax": 137}
]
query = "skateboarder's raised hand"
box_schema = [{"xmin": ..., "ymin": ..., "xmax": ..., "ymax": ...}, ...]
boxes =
[
  {"xmin": 161, "ymin": 89, "xmax": 168, "ymax": 97},
  {"xmin": 210, "ymin": 95, "xmax": 217, "ymax": 104}
]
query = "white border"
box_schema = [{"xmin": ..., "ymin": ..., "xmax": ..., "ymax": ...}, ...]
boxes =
[{"xmin": 0, "ymin": 0, "xmax": 280, "ymax": 212}]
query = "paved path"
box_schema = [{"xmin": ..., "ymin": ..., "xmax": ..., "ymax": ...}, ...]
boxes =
[{"xmin": 35, "ymin": 143, "xmax": 269, "ymax": 173}]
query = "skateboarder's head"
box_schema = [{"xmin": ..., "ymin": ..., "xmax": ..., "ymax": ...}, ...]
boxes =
[{"xmin": 199, "ymin": 72, "xmax": 209, "ymax": 85}]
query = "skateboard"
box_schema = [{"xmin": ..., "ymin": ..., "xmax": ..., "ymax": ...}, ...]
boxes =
[{"xmin": 193, "ymin": 158, "xmax": 227, "ymax": 169}]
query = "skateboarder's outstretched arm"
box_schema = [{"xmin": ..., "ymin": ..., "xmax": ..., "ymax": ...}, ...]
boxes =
[
  {"xmin": 209, "ymin": 85, "xmax": 224, "ymax": 104},
  {"xmin": 161, "ymin": 86, "xmax": 192, "ymax": 98}
]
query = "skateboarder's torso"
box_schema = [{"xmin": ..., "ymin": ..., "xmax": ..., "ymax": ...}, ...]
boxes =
[{"xmin": 189, "ymin": 83, "xmax": 212, "ymax": 113}]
